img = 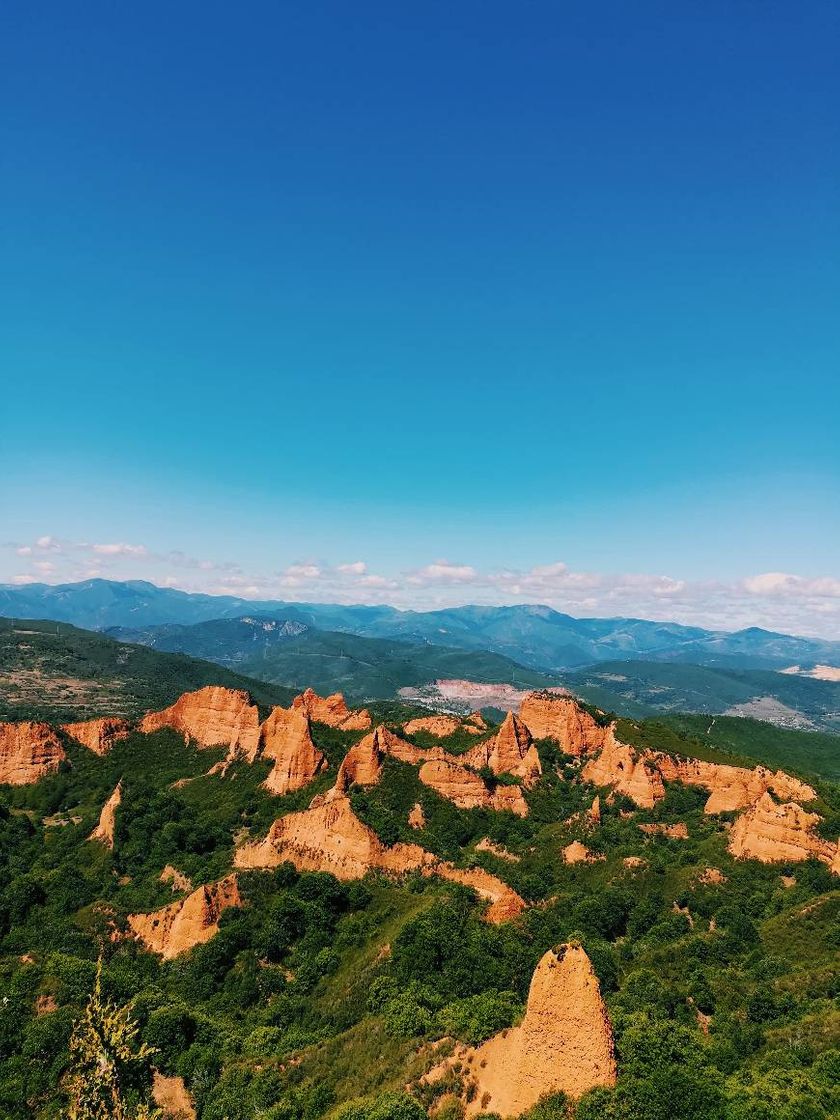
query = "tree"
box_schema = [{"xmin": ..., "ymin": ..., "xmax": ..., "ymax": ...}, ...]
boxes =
[{"xmin": 65, "ymin": 957, "xmax": 160, "ymax": 1120}]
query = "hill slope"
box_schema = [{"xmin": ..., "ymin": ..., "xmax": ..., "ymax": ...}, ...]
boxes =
[
  {"xmin": 0, "ymin": 617, "xmax": 295, "ymax": 722},
  {"xmin": 108, "ymin": 618, "xmax": 558, "ymax": 702},
  {"xmin": 563, "ymin": 659, "xmax": 840, "ymax": 733}
]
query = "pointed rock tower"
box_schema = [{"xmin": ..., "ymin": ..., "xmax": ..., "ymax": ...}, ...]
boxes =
[{"xmin": 429, "ymin": 943, "xmax": 616, "ymax": 1116}]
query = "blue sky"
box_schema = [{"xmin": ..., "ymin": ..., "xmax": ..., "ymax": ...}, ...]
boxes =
[{"xmin": 2, "ymin": 2, "xmax": 839, "ymax": 635}]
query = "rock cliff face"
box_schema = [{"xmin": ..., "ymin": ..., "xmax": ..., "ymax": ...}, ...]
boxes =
[
  {"xmin": 581, "ymin": 734, "xmax": 665, "ymax": 809},
  {"xmin": 333, "ymin": 726, "xmax": 389, "ymax": 791},
  {"xmin": 140, "ymin": 687, "xmax": 261, "ymax": 754},
  {"xmin": 429, "ymin": 943, "xmax": 616, "ymax": 1116},
  {"xmin": 653, "ymin": 755, "xmax": 816, "ymax": 814},
  {"xmin": 234, "ymin": 796, "xmax": 524, "ymax": 922},
  {"xmin": 88, "ymin": 782, "xmax": 121, "ymax": 848},
  {"xmin": 258, "ymin": 707, "xmax": 326, "ymax": 796},
  {"xmin": 0, "ymin": 722, "xmax": 66, "ymax": 785},
  {"xmin": 464, "ymin": 713, "xmax": 542, "ymax": 786},
  {"xmin": 728, "ymin": 793, "xmax": 839, "ymax": 870},
  {"xmin": 402, "ymin": 715, "xmax": 480, "ymax": 738},
  {"xmin": 127, "ymin": 874, "xmax": 241, "ymax": 959},
  {"xmin": 235, "ymin": 794, "xmax": 431, "ymax": 880},
  {"xmin": 518, "ymin": 694, "xmax": 606, "ymax": 756},
  {"xmin": 292, "ymin": 688, "xmax": 371, "ymax": 730},
  {"xmin": 418, "ymin": 758, "xmax": 529, "ymax": 817},
  {"xmin": 62, "ymin": 717, "xmax": 130, "ymax": 755}
]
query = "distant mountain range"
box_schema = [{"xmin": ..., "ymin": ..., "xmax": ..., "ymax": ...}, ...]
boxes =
[{"xmin": 3, "ymin": 578, "xmax": 840, "ymax": 672}]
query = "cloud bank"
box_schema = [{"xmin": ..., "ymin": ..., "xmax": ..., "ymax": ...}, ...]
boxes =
[{"xmin": 3, "ymin": 535, "xmax": 840, "ymax": 639}]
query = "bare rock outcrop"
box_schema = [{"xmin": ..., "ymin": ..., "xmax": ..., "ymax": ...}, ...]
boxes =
[
  {"xmin": 292, "ymin": 688, "xmax": 371, "ymax": 730},
  {"xmin": 563, "ymin": 840, "xmax": 604, "ymax": 865},
  {"xmin": 403, "ymin": 715, "xmax": 477, "ymax": 738},
  {"xmin": 128, "ymin": 874, "xmax": 242, "ymax": 959},
  {"xmin": 408, "ymin": 802, "xmax": 426, "ymax": 830},
  {"xmin": 639, "ymin": 822, "xmax": 688, "ymax": 839},
  {"xmin": 518, "ymin": 693, "xmax": 606, "ymax": 756},
  {"xmin": 433, "ymin": 865, "xmax": 525, "ymax": 924},
  {"xmin": 418, "ymin": 757, "xmax": 529, "ymax": 817},
  {"xmin": 235, "ymin": 794, "xmax": 431, "ymax": 880},
  {"xmin": 653, "ymin": 755, "xmax": 816, "ymax": 814},
  {"xmin": 152, "ymin": 1071, "xmax": 196, "ymax": 1120},
  {"xmin": 140, "ymin": 687, "xmax": 261, "ymax": 754},
  {"xmin": 258, "ymin": 707, "xmax": 326, "ymax": 795},
  {"xmin": 582, "ymin": 734, "xmax": 665, "ymax": 809},
  {"xmin": 332, "ymin": 726, "xmax": 390, "ymax": 792},
  {"xmin": 0, "ymin": 721, "xmax": 66, "ymax": 785},
  {"xmin": 88, "ymin": 782, "xmax": 121, "ymax": 848},
  {"xmin": 159, "ymin": 865, "xmax": 193, "ymax": 893},
  {"xmin": 62, "ymin": 717, "xmax": 130, "ymax": 755},
  {"xmin": 235, "ymin": 796, "xmax": 524, "ymax": 923},
  {"xmin": 464, "ymin": 713, "xmax": 542, "ymax": 787},
  {"xmin": 428, "ymin": 943, "xmax": 616, "ymax": 1115},
  {"xmin": 476, "ymin": 837, "xmax": 520, "ymax": 862},
  {"xmin": 728, "ymin": 793, "xmax": 839, "ymax": 871}
]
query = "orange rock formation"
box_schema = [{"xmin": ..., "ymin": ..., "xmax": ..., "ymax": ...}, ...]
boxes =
[
  {"xmin": 333, "ymin": 726, "xmax": 391, "ymax": 791},
  {"xmin": 433, "ymin": 865, "xmax": 525, "ymax": 923},
  {"xmin": 291, "ymin": 688, "xmax": 371, "ymax": 730},
  {"xmin": 88, "ymin": 782, "xmax": 121, "ymax": 848},
  {"xmin": 518, "ymin": 693, "xmax": 606, "ymax": 756},
  {"xmin": 159, "ymin": 865, "xmax": 193, "ymax": 892},
  {"xmin": 623, "ymin": 856, "xmax": 647, "ymax": 870},
  {"xmin": 464, "ymin": 713, "xmax": 542, "ymax": 786},
  {"xmin": 62, "ymin": 717, "xmax": 130, "ymax": 755},
  {"xmin": 582, "ymin": 734, "xmax": 665, "ymax": 809},
  {"xmin": 418, "ymin": 758, "xmax": 529, "ymax": 817},
  {"xmin": 258, "ymin": 706, "xmax": 326, "ymax": 795},
  {"xmin": 0, "ymin": 721, "xmax": 66, "ymax": 785},
  {"xmin": 152, "ymin": 1071, "xmax": 196, "ymax": 1120},
  {"xmin": 403, "ymin": 714, "xmax": 478, "ymax": 737},
  {"xmin": 235, "ymin": 796, "xmax": 524, "ymax": 923},
  {"xmin": 128, "ymin": 874, "xmax": 242, "ymax": 959},
  {"xmin": 639, "ymin": 822, "xmax": 689, "ymax": 839},
  {"xmin": 588, "ymin": 796, "xmax": 602, "ymax": 825},
  {"xmin": 653, "ymin": 755, "xmax": 816, "ymax": 814},
  {"xmin": 235, "ymin": 794, "xmax": 431, "ymax": 880},
  {"xmin": 698, "ymin": 867, "xmax": 727, "ymax": 885},
  {"xmin": 563, "ymin": 840, "xmax": 604, "ymax": 865},
  {"xmin": 140, "ymin": 687, "xmax": 261, "ymax": 754},
  {"xmin": 476, "ymin": 837, "xmax": 520, "ymax": 862},
  {"xmin": 728, "ymin": 793, "xmax": 839, "ymax": 870},
  {"xmin": 408, "ymin": 802, "xmax": 426, "ymax": 829},
  {"xmin": 429, "ymin": 943, "xmax": 616, "ymax": 1115}
]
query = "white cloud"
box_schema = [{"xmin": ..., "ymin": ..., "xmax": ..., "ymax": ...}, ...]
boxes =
[
  {"xmin": 744, "ymin": 572, "xmax": 840, "ymax": 598},
  {"xmin": 337, "ymin": 561, "xmax": 367, "ymax": 575},
  {"xmin": 92, "ymin": 542, "xmax": 148, "ymax": 556},
  {"xmin": 408, "ymin": 561, "xmax": 478, "ymax": 584}
]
